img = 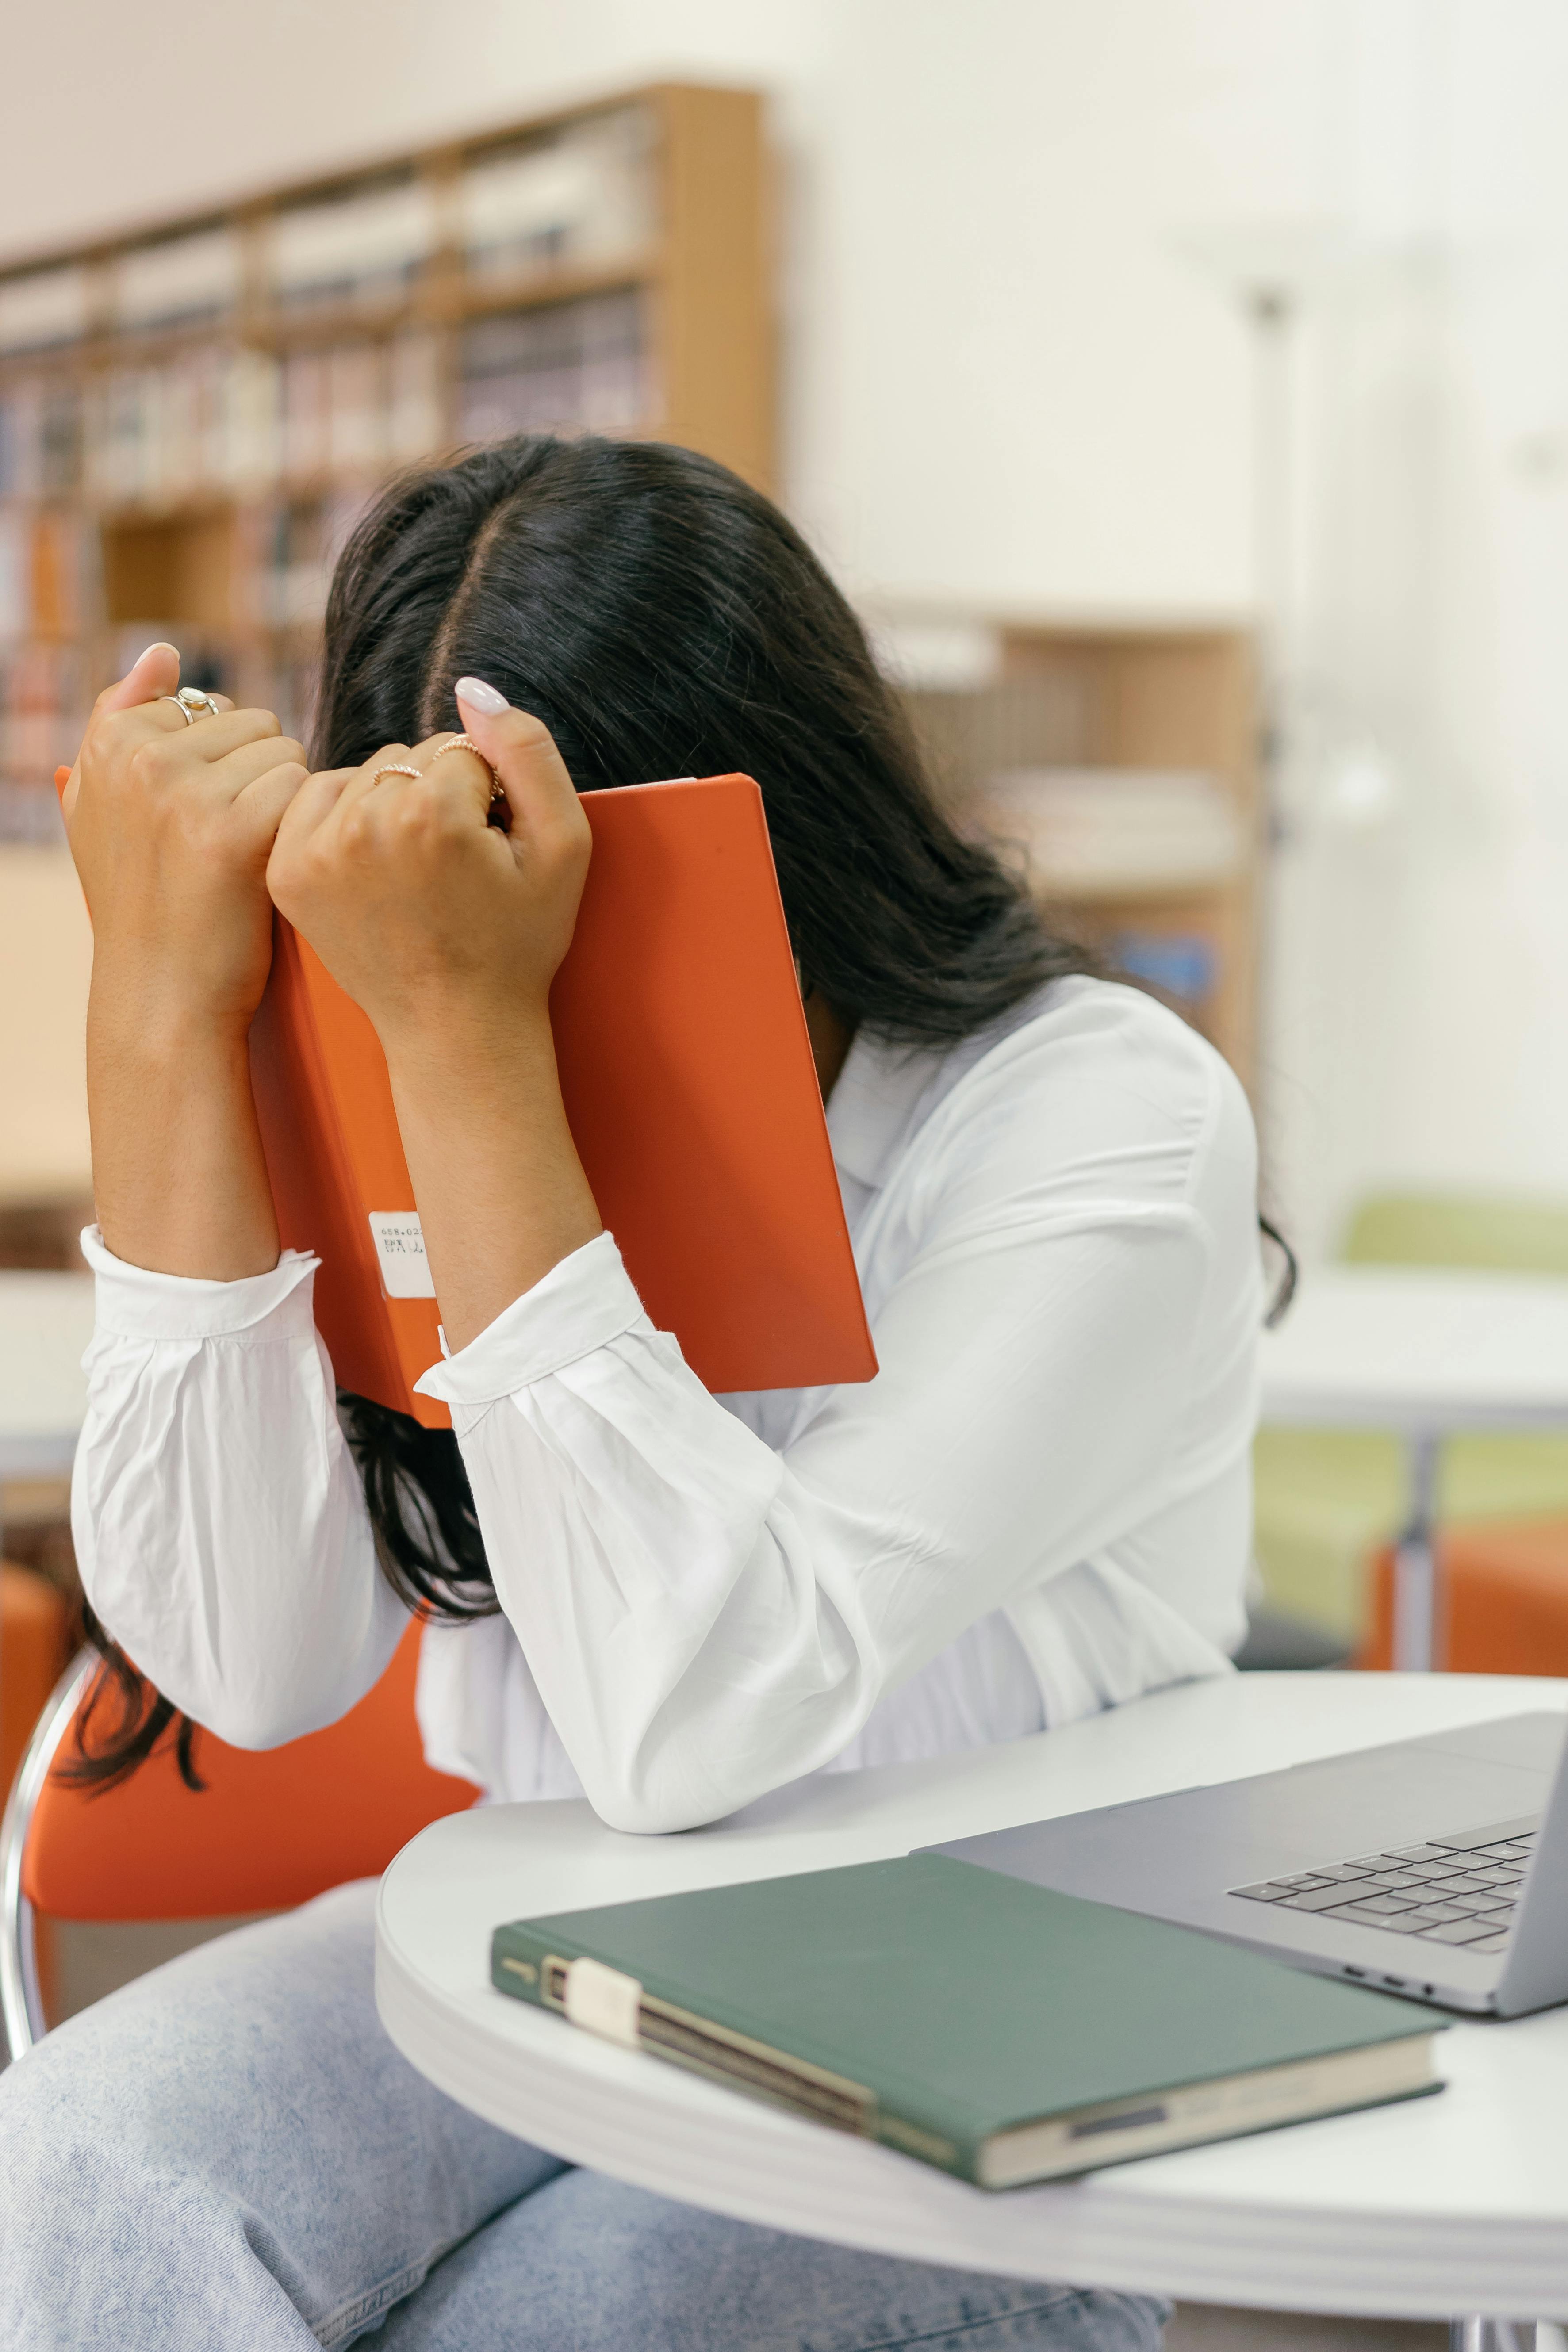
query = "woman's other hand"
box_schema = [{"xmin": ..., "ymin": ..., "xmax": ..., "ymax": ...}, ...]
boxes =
[
  {"xmin": 265, "ymin": 681, "xmax": 591, "ymax": 1052},
  {"xmin": 268, "ymin": 680, "xmax": 600, "ymax": 1347},
  {"xmin": 67, "ymin": 641, "xmax": 309, "ymax": 1038},
  {"xmin": 71, "ymin": 643, "xmax": 309, "ymax": 1280}
]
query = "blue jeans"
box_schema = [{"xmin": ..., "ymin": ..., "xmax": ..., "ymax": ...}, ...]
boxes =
[{"xmin": 0, "ymin": 1881, "xmax": 1170, "ymax": 2351}]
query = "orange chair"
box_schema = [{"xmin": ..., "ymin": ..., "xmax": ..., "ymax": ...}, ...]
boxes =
[
  {"xmin": 1359, "ymin": 1518, "xmax": 1568, "ymax": 1675},
  {"xmin": 0, "ymin": 1563, "xmax": 73, "ymax": 1801},
  {"xmin": 0, "ymin": 1623, "xmax": 478, "ymax": 2058}
]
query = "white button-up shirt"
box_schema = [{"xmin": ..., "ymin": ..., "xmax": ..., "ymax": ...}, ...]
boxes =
[{"xmin": 72, "ymin": 976, "xmax": 1263, "ymax": 1833}]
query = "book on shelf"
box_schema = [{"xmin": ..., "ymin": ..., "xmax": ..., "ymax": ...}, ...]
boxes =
[
  {"xmin": 28, "ymin": 510, "xmax": 98, "ymax": 640},
  {"xmin": 0, "ymin": 502, "xmax": 99, "ymax": 839},
  {"xmin": 270, "ymin": 175, "xmax": 436, "ymax": 312},
  {"xmin": 387, "ymin": 332, "xmax": 444, "ymax": 459},
  {"xmin": 0, "ymin": 379, "xmax": 85, "ymax": 502},
  {"xmin": 975, "ymin": 766, "xmax": 1246, "ymax": 897},
  {"xmin": 258, "ymin": 490, "xmax": 375, "ymax": 631},
  {"xmin": 280, "ymin": 338, "xmax": 434, "ymax": 480},
  {"xmin": 279, "ymin": 349, "xmax": 331, "ymax": 482},
  {"xmin": 0, "ymin": 511, "xmax": 99, "ymax": 642},
  {"xmin": 458, "ymin": 290, "xmax": 649, "ymax": 441},
  {"xmin": 0, "ymin": 645, "xmax": 83, "ymax": 841},
  {"xmin": 326, "ymin": 343, "xmax": 388, "ymax": 474},
  {"xmin": 115, "ymin": 228, "xmax": 241, "ymax": 335},
  {"xmin": 0, "ymin": 511, "xmax": 22, "ymax": 638},
  {"xmin": 0, "ymin": 267, "xmax": 89, "ymax": 360},
  {"xmin": 463, "ymin": 107, "xmax": 654, "ymax": 279}
]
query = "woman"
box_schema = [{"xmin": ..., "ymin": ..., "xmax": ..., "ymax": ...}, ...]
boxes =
[{"xmin": 0, "ymin": 437, "xmax": 1262, "ymax": 2350}]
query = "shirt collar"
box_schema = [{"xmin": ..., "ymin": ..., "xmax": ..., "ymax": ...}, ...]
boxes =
[{"xmin": 825, "ymin": 1027, "xmax": 947, "ymax": 1191}]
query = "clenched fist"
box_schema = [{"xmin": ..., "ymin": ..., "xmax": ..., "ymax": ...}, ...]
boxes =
[
  {"xmin": 265, "ymin": 680, "xmax": 591, "ymax": 1054},
  {"xmin": 65, "ymin": 640, "xmax": 307, "ymax": 1037}
]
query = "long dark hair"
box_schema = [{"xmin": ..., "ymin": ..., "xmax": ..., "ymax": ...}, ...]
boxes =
[{"xmin": 68, "ymin": 433, "xmax": 1256, "ymax": 1789}]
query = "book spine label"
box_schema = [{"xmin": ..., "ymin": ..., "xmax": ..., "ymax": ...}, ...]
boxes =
[{"xmin": 562, "ymin": 1955, "xmax": 643, "ymax": 2047}]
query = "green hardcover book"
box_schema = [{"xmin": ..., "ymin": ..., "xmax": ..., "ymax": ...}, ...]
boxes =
[{"xmin": 491, "ymin": 1854, "xmax": 1443, "ymax": 2188}]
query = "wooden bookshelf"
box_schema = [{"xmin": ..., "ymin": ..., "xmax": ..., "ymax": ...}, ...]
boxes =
[
  {"xmin": 0, "ymin": 81, "xmax": 774, "ymax": 842},
  {"xmin": 902, "ymin": 623, "xmax": 1261, "ymax": 1082}
]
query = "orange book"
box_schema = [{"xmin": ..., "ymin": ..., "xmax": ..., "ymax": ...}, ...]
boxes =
[{"xmin": 61, "ymin": 766, "xmax": 876, "ymax": 1429}]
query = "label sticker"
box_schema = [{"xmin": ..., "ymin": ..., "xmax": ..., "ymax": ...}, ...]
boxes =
[
  {"xmin": 563, "ymin": 1956, "xmax": 643, "ymax": 2048},
  {"xmin": 368, "ymin": 1212, "xmax": 436, "ymax": 1299}
]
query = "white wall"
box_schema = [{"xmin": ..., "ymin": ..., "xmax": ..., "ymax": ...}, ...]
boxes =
[
  {"xmin": 8, "ymin": 1, "xmax": 1568, "ymax": 1255},
  {"xmin": 1260, "ymin": 1, "xmax": 1568, "ymax": 1253}
]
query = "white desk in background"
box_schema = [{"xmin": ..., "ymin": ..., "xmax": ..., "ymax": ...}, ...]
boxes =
[
  {"xmin": 0, "ymin": 1270, "xmax": 92, "ymax": 1485},
  {"xmin": 377, "ymin": 1670, "xmax": 1568, "ymax": 2334},
  {"xmin": 1259, "ymin": 1267, "xmax": 1568, "ymax": 1670}
]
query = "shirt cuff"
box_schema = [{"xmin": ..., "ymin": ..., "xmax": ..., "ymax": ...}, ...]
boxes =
[
  {"xmin": 81, "ymin": 1225, "xmax": 321, "ymax": 1343},
  {"xmin": 414, "ymin": 1231, "xmax": 647, "ymax": 1406}
]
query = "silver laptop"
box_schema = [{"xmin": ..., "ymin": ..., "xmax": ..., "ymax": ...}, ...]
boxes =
[{"xmin": 927, "ymin": 1711, "xmax": 1568, "ymax": 2016}]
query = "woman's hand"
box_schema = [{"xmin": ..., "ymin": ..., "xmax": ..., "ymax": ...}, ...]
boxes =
[
  {"xmin": 266, "ymin": 686, "xmax": 591, "ymax": 1055},
  {"xmin": 66, "ymin": 641, "xmax": 308, "ymax": 1040},
  {"xmin": 268, "ymin": 679, "xmax": 601, "ymax": 1348},
  {"xmin": 70, "ymin": 642, "xmax": 309, "ymax": 1280}
]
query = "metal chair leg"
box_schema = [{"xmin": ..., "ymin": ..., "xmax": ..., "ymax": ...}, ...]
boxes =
[
  {"xmin": 1451, "ymin": 2322, "xmax": 1541, "ymax": 2352},
  {"xmin": 1392, "ymin": 1429, "xmax": 1442, "ymax": 1670},
  {"xmin": 0, "ymin": 1651, "xmax": 95, "ymax": 2060}
]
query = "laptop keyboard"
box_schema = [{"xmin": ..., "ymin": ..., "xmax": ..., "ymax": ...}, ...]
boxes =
[{"xmin": 1229, "ymin": 1813, "xmax": 1539, "ymax": 1957}]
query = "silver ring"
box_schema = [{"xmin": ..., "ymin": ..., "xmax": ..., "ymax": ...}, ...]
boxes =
[
  {"xmin": 370, "ymin": 762, "xmax": 423, "ymax": 786},
  {"xmin": 161, "ymin": 687, "xmax": 221, "ymax": 724}
]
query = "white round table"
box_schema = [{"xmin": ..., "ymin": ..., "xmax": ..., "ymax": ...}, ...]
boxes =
[
  {"xmin": 1260, "ymin": 1267, "xmax": 1568, "ymax": 1669},
  {"xmin": 377, "ymin": 1670, "xmax": 1568, "ymax": 2326},
  {"xmin": 0, "ymin": 1270, "xmax": 93, "ymax": 1482}
]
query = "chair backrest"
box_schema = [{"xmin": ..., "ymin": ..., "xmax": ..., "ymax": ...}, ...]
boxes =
[
  {"xmin": 1, "ymin": 1623, "xmax": 477, "ymax": 2058},
  {"xmin": 0, "ymin": 1562, "xmax": 72, "ymax": 1800},
  {"xmin": 1341, "ymin": 1191, "xmax": 1568, "ymax": 1278}
]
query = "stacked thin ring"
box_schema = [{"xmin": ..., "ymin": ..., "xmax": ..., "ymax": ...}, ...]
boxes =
[
  {"xmin": 443, "ymin": 732, "xmax": 507, "ymax": 819},
  {"xmin": 368, "ymin": 736, "xmax": 504, "ymax": 812},
  {"xmin": 443, "ymin": 732, "xmax": 495, "ymax": 782}
]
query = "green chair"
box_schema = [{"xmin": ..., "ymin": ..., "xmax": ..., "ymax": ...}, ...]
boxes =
[{"xmin": 1252, "ymin": 1192, "xmax": 1568, "ymax": 1645}]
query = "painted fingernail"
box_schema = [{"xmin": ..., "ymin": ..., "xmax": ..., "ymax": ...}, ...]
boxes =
[{"xmin": 456, "ymin": 676, "xmax": 508, "ymax": 715}]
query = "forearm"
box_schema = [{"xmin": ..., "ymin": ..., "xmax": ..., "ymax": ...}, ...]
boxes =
[
  {"xmin": 418, "ymin": 1192, "xmax": 1217, "ymax": 1832},
  {"xmin": 88, "ymin": 967, "xmax": 279, "ymax": 1281},
  {"xmin": 73, "ymin": 1236, "xmax": 406, "ymax": 1746},
  {"xmin": 384, "ymin": 999, "xmax": 602, "ymax": 1351}
]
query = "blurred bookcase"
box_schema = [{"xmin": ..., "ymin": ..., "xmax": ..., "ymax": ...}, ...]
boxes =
[
  {"xmin": 901, "ymin": 622, "xmax": 1260, "ymax": 1082},
  {"xmin": 0, "ymin": 81, "xmax": 773, "ymax": 847}
]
